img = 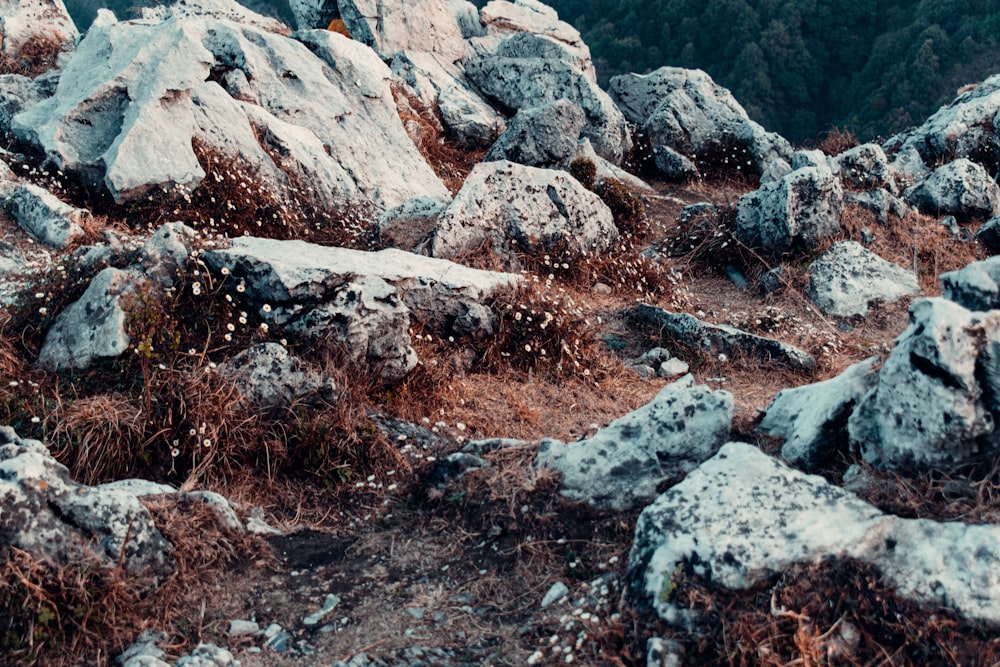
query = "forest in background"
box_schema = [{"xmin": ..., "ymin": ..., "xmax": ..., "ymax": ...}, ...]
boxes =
[{"xmin": 63, "ymin": 0, "xmax": 1000, "ymax": 144}]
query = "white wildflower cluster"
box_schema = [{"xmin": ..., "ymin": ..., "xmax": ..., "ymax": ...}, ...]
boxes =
[{"xmin": 529, "ymin": 571, "xmax": 622, "ymax": 665}]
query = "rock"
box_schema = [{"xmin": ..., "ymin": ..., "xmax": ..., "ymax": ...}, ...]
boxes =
[
  {"xmin": 217, "ymin": 342, "xmax": 337, "ymax": 409},
  {"xmin": 37, "ymin": 267, "xmax": 145, "ymax": 371},
  {"xmin": 541, "ymin": 581, "xmax": 569, "ymax": 608},
  {"xmin": 806, "ymin": 241, "xmax": 920, "ymax": 317},
  {"xmin": 835, "ymin": 142, "xmax": 897, "ymax": 193},
  {"xmin": 976, "ymin": 216, "xmax": 1000, "ymax": 254},
  {"xmin": 884, "ymin": 74, "xmax": 1000, "ymax": 183},
  {"xmin": 628, "ymin": 442, "xmax": 1000, "ymax": 625},
  {"xmin": 735, "ymin": 165, "xmax": 844, "ymax": 255},
  {"xmin": 464, "ymin": 32, "xmax": 630, "ymax": 164},
  {"xmin": 791, "ymin": 148, "xmax": 838, "ymax": 173},
  {"xmin": 203, "ymin": 236, "xmax": 519, "ymax": 328},
  {"xmin": 13, "ymin": 6, "xmax": 448, "ymax": 210},
  {"xmin": 303, "ymin": 593, "xmax": 341, "ymax": 626},
  {"xmin": 287, "ymin": 0, "xmax": 334, "ymax": 30},
  {"xmin": 646, "ymin": 638, "xmax": 684, "ymax": 667},
  {"xmin": 634, "ymin": 304, "xmax": 816, "ymax": 373},
  {"xmin": 941, "ymin": 255, "xmax": 1000, "ymax": 311},
  {"xmin": 228, "ymin": 619, "xmax": 261, "ymax": 637},
  {"xmin": 0, "ymin": 0, "xmax": 78, "ymax": 65},
  {"xmin": 119, "ymin": 630, "xmax": 171, "ymax": 667},
  {"xmin": 758, "ymin": 357, "xmax": 881, "ymax": 471},
  {"xmin": 0, "ymin": 73, "xmax": 52, "ymax": 137},
  {"xmin": 848, "ymin": 297, "xmax": 1000, "ymax": 471},
  {"xmin": 4, "ymin": 182, "xmax": 88, "ymax": 248},
  {"xmin": 478, "ymin": 0, "xmax": 593, "ymax": 78},
  {"xmin": 175, "ymin": 644, "xmax": 240, "ymax": 666},
  {"xmin": 430, "ymin": 160, "xmax": 618, "ymax": 270},
  {"xmin": 338, "ymin": 0, "xmax": 468, "ymax": 61},
  {"xmin": 653, "ymin": 145, "xmax": 698, "ymax": 181},
  {"xmin": 845, "ymin": 188, "xmax": 910, "ymax": 226},
  {"xmin": 485, "ymin": 99, "xmax": 584, "ymax": 167},
  {"xmin": 0, "ymin": 426, "xmax": 175, "ymax": 579},
  {"xmin": 535, "ymin": 375, "xmax": 733, "ymax": 512},
  {"xmin": 608, "ymin": 67, "xmax": 792, "ymax": 182},
  {"xmin": 657, "ymin": 358, "xmax": 689, "ymax": 378},
  {"xmin": 285, "ymin": 276, "xmax": 418, "ymax": 381},
  {"xmin": 140, "ymin": 221, "xmax": 197, "ymax": 287},
  {"xmin": 374, "ymin": 196, "xmax": 449, "ymax": 252},
  {"xmin": 902, "ymin": 158, "xmax": 1000, "ymax": 221}
]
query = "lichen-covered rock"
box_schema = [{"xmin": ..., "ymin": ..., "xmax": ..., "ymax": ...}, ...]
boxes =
[
  {"xmin": 652, "ymin": 145, "xmax": 698, "ymax": 181},
  {"xmin": 535, "ymin": 374, "xmax": 733, "ymax": 512},
  {"xmin": 0, "ymin": 0, "xmax": 78, "ymax": 65},
  {"xmin": 634, "ymin": 304, "xmax": 815, "ymax": 373},
  {"xmin": 608, "ymin": 67, "xmax": 792, "ymax": 182},
  {"xmin": 806, "ymin": 241, "xmax": 920, "ymax": 317},
  {"xmin": 485, "ymin": 99, "xmax": 584, "ymax": 167},
  {"xmin": 902, "ymin": 158, "xmax": 1000, "ymax": 221},
  {"xmin": 286, "ymin": 276, "xmax": 418, "ymax": 381},
  {"xmin": 4, "ymin": 182, "xmax": 88, "ymax": 248},
  {"xmin": 12, "ymin": 2, "xmax": 448, "ymax": 210},
  {"xmin": 848, "ymin": 297, "xmax": 1000, "ymax": 471},
  {"xmin": 845, "ymin": 188, "xmax": 911, "ymax": 226},
  {"xmin": 464, "ymin": 32, "xmax": 630, "ymax": 164},
  {"xmin": 735, "ymin": 165, "xmax": 844, "ymax": 254},
  {"xmin": 337, "ymin": 0, "xmax": 468, "ymax": 61},
  {"xmin": 37, "ymin": 267, "xmax": 145, "ymax": 371},
  {"xmin": 628, "ymin": 442, "xmax": 1000, "ymax": 625},
  {"xmin": 140, "ymin": 221, "xmax": 197, "ymax": 287},
  {"xmin": 884, "ymin": 74, "xmax": 1000, "ymax": 183},
  {"xmin": 430, "ymin": 160, "xmax": 618, "ymax": 270},
  {"xmin": 218, "ymin": 342, "xmax": 337, "ymax": 409},
  {"xmin": 758, "ymin": 357, "xmax": 881, "ymax": 471},
  {"xmin": 374, "ymin": 195, "xmax": 449, "ymax": 251},
  {"xmin": 941, "ymin": 255, "xmax": 1000, "ymax": 311},
  {"xmin": 478, "ymin": 0, "xmax": 593, "ymax": 79},
  {"xmin": 976, "ymin": 216, "xmax": 1000, "ymax": 255},
  {"xmin": 836, "ymin": 142, "xmax": 898, "ymax": 193},
  {"xmin": 0, "ymin": 426, "xmax": 174, "ymax": 580}
]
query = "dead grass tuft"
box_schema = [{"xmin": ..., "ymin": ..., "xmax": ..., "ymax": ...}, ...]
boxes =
[
  {"xmin": 815, "ymin": 126, "xmax": 860, "ymax": 155},
  {"xmin": 51, "ymin": 393, "xmax": 145, "ymax": 486},
  {"xmin": 0, "ymin": 33, "xmax": 65, "ymax": 77}
]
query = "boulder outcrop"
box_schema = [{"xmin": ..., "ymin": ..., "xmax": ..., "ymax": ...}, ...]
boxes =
[
  {"xmin": 902, "ymin": 158, "xmax": 1000, "ymax": 221},
  {"xmin": 806, "ymin": 241, "xmax": 920, "ymax": 317}
]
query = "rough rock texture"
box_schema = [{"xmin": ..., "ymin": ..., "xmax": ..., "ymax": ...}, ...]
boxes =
[
  {"xmin": 806, "ymin": 241, "xmax": 920, "ymax": 317},
  {"xmin": 203, "ymin": 236, "xmax": 519, "ymax": 328},
  {"xmin": 0, "ymin": 72, "xmax": 55, "ymax": 137},
  {"xmin": 0, "ymin": 0, "xmax": 78, "ymax": 61},
  {"xmin": 835, "ymin": 142, "xmax": 897, "ymax": 193},
  {"xmin": 140, "ymin": 220, "xmax": 197, "ymax": 287},
  {"xmin": 431, "ymin": 160, "xmax": 617, "ymax": 269},
  {"xmin": 608, "ymin": 67, "xmax": 792, "ymax": 182},
  {"xmin": 12, "ymin": 2, "xmax": 448, "ymax": 210},
  {"xmin": 848, "ymin": 297, "xmax": 1000, "ymax": 471},
  {"xmin": 902, "ymin": 158, "xmax": 1000, "ymax": 221},
  {"xmin": 976, "ymin": 216, "xmax": 1000, "ymax": 255},
  {"xmin": 484, "ymin": 99, "xmax": 584, "ymax": 166},
  {"xmin": 477, "ymin": 0, "xmax": 593, "ymax": 79},
  {"xmin": 758, "ymin": 357, "xmax": 881, "ymax": 471},
  {"xmin": 652, "ymin": 145, "xmax": 697, "ymax": 181},
  {"xmin": 845, "ymin": 188, "xmax": 911, "ymax": 226},
  {"xmin": 218, "ymin": 342, "xmax": 337, "ymax": 409},
  {"xmin": 374, "ymin": 195, "xmax": 449, "ymax": 252},
  {"xmin": 884, "ymin": 74, "xmax": 1000, "ymax": 184},
  {"xmin": 0, "ymin": 426, "xmax": 174, "ymax": 579},
  {"xmin": 464, "ymin": 32, "xmax": 630, "ymax": 164},
  {"xmin": 735, "ymin": 165, "xmax": 844, "ymax": 254},
  {"xmin": 37, "ymin": 267, "xmax": 145, "ymax": 371},
  {"xmin": 338, "ymin": 0, "xmax": 468, "ymax": 61},
  {"xmin": 628, "ymin": 442, "xmax": 1000, "ymax": 625},
  {"xmin": 634, "ymin": 304, "xmax": 816, "ymax": 373},
  {"xmin": 942, "ymin": 256, "xmax": 1000, "ymax": 311},
  {"xmin": 3, "ymin": 181, "xmax": 88, "ymax": 248},
  {"xmin": 535, "ymin": 375, "xmax": 733, "ymax": 512},
  {"xmin": 286, "ymin": 275, "xmax": 418, "ymax": 381}
]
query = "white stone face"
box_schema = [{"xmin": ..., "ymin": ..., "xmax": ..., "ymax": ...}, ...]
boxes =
[{"xmin": 806, "ymin": 241, "xmax": 920, "ymax": 318}]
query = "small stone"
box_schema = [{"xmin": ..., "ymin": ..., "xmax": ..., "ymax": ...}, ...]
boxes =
[
  {"xmin": 542, "ymin": 581, "xmax": 571, "ymax": 608},
  {"xmin": 227, "ymin": 619, "xmax": 260, "ymax": 637}
]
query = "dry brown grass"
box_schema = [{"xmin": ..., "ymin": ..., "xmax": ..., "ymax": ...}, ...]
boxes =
[
  {"xmin": 0, "ymin": 33, "xmax": 65, "ymax": 77},
  {"xmin": 51, "ymin": 393, "xmax": 145, "ymax": 486},
  {"xmin": 814, "ymin": 126, "xmax": 860, "ymax": 155}
]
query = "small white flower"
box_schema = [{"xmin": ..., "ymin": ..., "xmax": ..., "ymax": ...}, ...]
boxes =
[{"xmin": 192, "ymin": 282, "xmax": 202, "ymax": 295}]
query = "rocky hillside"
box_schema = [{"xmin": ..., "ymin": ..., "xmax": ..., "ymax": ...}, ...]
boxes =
[{"xmin": 2, "ymin": 0, "xmax": 1000, "ymax": 665}]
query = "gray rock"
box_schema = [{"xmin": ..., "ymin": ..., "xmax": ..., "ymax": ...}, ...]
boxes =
[
  {"xmin": 285, "ymin": 276, "xmax": 418, "ymax": 381},
  {"xmin": 634, "ymin": 304, "xmax": 816, "ymax": 373},
  {"xmin": 646, "ymin": 638, "xmax": 684, "ymax": 667},
  {"xmin": 535, "ymin": 374, "xmax": 733, "ymax": 512},
  {"xmin": 478, "ymin": 0, "xmax": 593, "ymax": 78},
  {"xmin": 628, "ymin": 442, "xmax": 1000, "ymax": 625},
  {"xmin": 140, "ymin": 221, "xmax": 197, "ymax": 287},
  {"xmin": 885, "ymin": 74, "xmax": 1000, "ymax": 183},
  {"xmin": 303, "ymin": 593, "xmax": 341, "ymax": 626},
  {"xmin": 4, "ymin": 182, "xmax": 88, "ymax": 248},
  {"xmin": 902, "ymin": 158, "xmax": 1000, "ymax": 221},
  {"xmin": 845, "ymin": 188, "xmax": 911, "ymax": 226},
  {"xmin": 791, "ymin": 148, "xmax": 838, "ymax": 173},
  {"xmin": 465, "ymin": 32, "xmax": 630, "ymax": 164},
  {"xmin": 806, "ymin": 241, "xmax": 920, "ymax": 317},
  {"xmin": 541, "ymin": 581, "xmax": 569, "ymax": 608},
  {"xmin": 218, "ymin": 343, "xmax": 332, "ymax": 409},
  {"xmin": 608, "ymin": 67, "xmax": 792, "ymax": 182},
  {"xmin": 37, "ymin": 267, "xmax": 144, "ymax": 371},
  {"xmin": 848, "ymin": 297, "xmax": 1000, "ymax": 471},
  {"xmin": 942, "ymin": 256, "xmax": 1000, "ymax": 311},
  {"xmin": 836, "ymin": 142, "xmax": 897, "ymax": 193},
  {"xmin": 175, "ymin": 644, "xmax": 240, "ymax": 666},
  {"xmin": 485, "ymin": 99, "xmax": 584, "ymax": 166},
  {"xmin": 758, "ymin": 357, "xmax": 881, "ymax": 471},
  {"xmin": 976, "ymin": 216, "xmax": 1000, "ymax": 254},
  {"xmin": 203, "ymin": 237, "xmax": 519, "ymax": 328},
  {"xmin": 652, "ymin": 146, "xmax": 697, "ymax": 181},
  {"xmin": 374, "ymin": 196, "xmax": 449, "ymax": 252},
  {"xmin": 228, "ymin": 619, "xmax": 260, "ymax": 637},
  {"xmin": 657, "ymin": 358, "xmax": 689, "ymax": 378},
  {"xmin": 0, "ymin": 0, "xmax": 78, "ymax": 63},
  {"xmin": 13, "ymin": 7, "xmax": 448, "ymax": 210},
  {"xmin": 338, "ymin": 0, "xmax": 468, "ymax": 61},
  {"xmin": 0, "ymin": 74, "xmax": 50, "ymax": 137},
  {"xmin": 735, "ymin": 165, "xmax": 844, "ymax": 254},
  {"xmin": 430, "ymin": 160, "xmax": 618, "ymax": 270},
  {"xmin": 0, "ymin": 426, "xmax": 174, "ymax": 579},
  {"xmin": 287, "ymin": 0, "xmax": 333, "ymax": 30}
]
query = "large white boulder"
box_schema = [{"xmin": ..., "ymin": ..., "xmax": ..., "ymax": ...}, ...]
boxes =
[
  {"xmin": 338, "ymin": 0, "xmax": 468, "ymax": 61},
  {"xmin": 609, "ymin": 67, "xmax": 792, "ymax": 182},
  {"xmin": 941, "ymin": 255, "xmax": 1000, "ymax": 312},
  {"xmin": 535, "ymin": 375, "xmax": 733, "ymax": 512},
  {"xmin": 629, "ymin": 442, "xmax": 1000, "ymax": 625},
  {"xmin": 430, "ymin": 160, "xmax": 618, "ymax": 270},
  {"xmin": 806, "ymin": 241, "xmax": 920, "ymax": 318},
  {"xmin": 12, "ymin": 2, "xmax": 447, "ymax": 211}
]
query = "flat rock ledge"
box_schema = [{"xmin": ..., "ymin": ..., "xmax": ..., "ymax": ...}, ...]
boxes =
[{"xmin": 628, "ymin": 442, "xmax": 1000, "ymax": 626}]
